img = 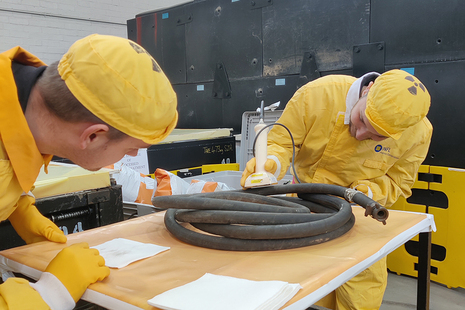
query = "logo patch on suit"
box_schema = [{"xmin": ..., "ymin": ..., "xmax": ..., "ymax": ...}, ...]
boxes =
[{"xmin": 374, "ymin": 144, "xmax": 398, "ymax": 159}]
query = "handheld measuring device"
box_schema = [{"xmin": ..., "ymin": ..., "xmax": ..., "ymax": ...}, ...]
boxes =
[{"xmin": 243, "ymin": 101, "xmax": 278, "ymax": 188}]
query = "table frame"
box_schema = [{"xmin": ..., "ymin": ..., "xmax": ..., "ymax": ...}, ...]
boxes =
[{"xmin": 0, "ymin": 210, "xmax": 434, "ymax": 310}]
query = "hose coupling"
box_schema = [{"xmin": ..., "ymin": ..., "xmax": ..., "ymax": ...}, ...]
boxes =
[
  {"xmin": 344, "ymin": 188, "xmax": 389, "ymax": 225},
  {"xmin": 344, "ymin": 188, "xmax": 359, "ymax": 202},
  {"xmin": 364, "ymin": 202, "xmax": 389, "ymax": 225}
]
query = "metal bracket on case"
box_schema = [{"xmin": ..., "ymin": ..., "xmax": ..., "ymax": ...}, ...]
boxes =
[
  {"xmin": 250, "ymin": 0, "xmax": 273, "ymax": 10},
  {"xmin": 87, "ymin": 188, "xmax": 110, "ymax": 204},
  {"xmin": 176, "ymin": 14, "xmax": 193, "ymax": 25},
  {"xmin": 298, "ymin": 52, "xmax": 320, "ymax": 88},
  {"xmin": 212, "ymin": 62, "xmax": 232, "ymax": 99},
  {"xmin": 352, "ymin": 41, "xmax": 386, "ymax": 77}
]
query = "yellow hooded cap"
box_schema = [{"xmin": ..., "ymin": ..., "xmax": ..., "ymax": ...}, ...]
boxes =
[
  {"xmin": 58, "ymin": 34, "xmax": 178, "ymax": 144},
  {"xmin": 365, "ymin": 69, "xmax": 430, "ymax": 140}
]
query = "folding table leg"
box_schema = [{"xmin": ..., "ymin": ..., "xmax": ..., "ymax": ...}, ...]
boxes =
[{"xmin": 417, "ymin": 231, "xmax": 431, "ymax": 310}]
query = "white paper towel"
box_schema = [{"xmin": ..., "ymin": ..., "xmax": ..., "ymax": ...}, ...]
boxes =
[
  {"xmin": 92, "ymin": 238, "xmax": 170, "ymax": 268},
  {"xmin": 148, "ymin": 273, "xmax": 302, "ymax": 310}
]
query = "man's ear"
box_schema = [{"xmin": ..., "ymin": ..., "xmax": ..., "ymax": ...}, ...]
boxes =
[
  {"xmin": 79, "ymin": 124, "xmax": 110, "ymax": 150},
  {"xmin": 361, "ymin": 81, "xmax": 375, "ymax": 97}
]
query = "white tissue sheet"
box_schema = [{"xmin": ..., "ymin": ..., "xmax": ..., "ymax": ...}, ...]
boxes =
[
  {"xmin": 147, "ymin": 273, "xmax": 302, "ymax": 310},
  {"xmin": 92, "ymin": 238, "xmax": 170, "ymax": 268}
]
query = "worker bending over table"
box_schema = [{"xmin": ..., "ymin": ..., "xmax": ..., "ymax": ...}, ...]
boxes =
[
  {"xmin": 241, "ymin": 69, "xmax": 433, "ymax": 309},
  {"xmin": 0, "ymin": 34, "xmax": 177, "ymax": 309}
]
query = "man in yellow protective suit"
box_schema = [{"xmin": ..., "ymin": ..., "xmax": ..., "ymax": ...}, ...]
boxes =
[
  {"xmin": 0, "ymin": 34, "xmax": 178, "ymax": 309},
  {"xmin": 241, "ymin": 69, "xmax": 432, "ymax": 309}
]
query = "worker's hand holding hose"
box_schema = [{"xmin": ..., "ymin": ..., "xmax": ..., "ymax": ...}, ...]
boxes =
[
  {"xmin": 8, "ymin": 195, "xmax": 67, "ymax": 244},
  {"xmin": 240, "ymin": 157, "xmax": 278, "ymax": 187},
  {"xmin": 353, "ymin": 184, "xmax": 373, "ymax": 198},
  {"xmin": 45, "ymin": 242, "xmax": 110, "ymax": 302}
]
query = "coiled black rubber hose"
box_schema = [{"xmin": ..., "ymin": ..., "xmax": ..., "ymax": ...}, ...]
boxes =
[{"xmin": 151, "ymin": 183, "xmax": 389, "ymax": 251}]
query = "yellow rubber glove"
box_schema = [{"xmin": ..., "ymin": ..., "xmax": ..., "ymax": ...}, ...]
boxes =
[
  {"xmin": 8, "ymin": 195, "xmax": 67, "ymax": 244},
  {"xmin": 240, "ymin": 157, "xmax": 278, "ymax": 187},
  {"xmin": 45, "ymin": 242, "xmax": 110, "ymax": 302},
  {"xmin": 352, "ymin": 184, "xmax": 374, "ymax": 199},
  {"xmin": 355, "ymin": 184, "xmax": 369, "ymax": 194}
]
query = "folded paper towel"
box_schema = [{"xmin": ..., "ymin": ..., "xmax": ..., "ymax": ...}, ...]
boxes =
[
  {"xmin": 92, "ymin": 238, "xmax": 170, "ymax": 268},
  {"xmin": 148, "ymin": 273, "xmax": 302, "ymax": 310}
]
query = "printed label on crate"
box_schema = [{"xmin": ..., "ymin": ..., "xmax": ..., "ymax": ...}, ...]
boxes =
[
  {"xmin": 117, "ymin": 149, "xmax": 149, "ymax": 175},
  {"xmin": 203, "ymin": 143, "xmax": 234, "ymax": 155}
]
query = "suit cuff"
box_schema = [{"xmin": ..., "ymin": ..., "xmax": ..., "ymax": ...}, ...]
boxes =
[{"xmin": 30, "ymin": 272, "xmax": 75, "ymax": 310}]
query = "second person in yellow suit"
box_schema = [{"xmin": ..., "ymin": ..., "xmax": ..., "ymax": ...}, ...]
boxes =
[
  {"xmin": 241, "ymin": 69, "xmax": 433, "ymax": 309},
  {"xmin": 0, "ymin": 34, "xmax": 178, "ymax": 309}
]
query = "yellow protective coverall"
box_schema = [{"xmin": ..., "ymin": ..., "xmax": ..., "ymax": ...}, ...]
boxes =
[
  {"xmin": 267, "ymin": 75, "xmax": 433, "ymax": 309},
  {"xmin": 0, "ymin": 47, "xmax": 55, "ymax": 309}
]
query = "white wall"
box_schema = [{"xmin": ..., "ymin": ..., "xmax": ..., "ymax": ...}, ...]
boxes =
[{"xmin": 0, "ymin": 0, "xmax": 192, "ymax": 64}]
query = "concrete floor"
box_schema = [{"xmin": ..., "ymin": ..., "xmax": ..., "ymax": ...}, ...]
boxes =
[
  {"xmin": 309, "ymin": 271, "xmax": 465, "ymax": 310},
  {"xmin": 380, "ymin": 272, "xmax": 465, "ymax": 310}
]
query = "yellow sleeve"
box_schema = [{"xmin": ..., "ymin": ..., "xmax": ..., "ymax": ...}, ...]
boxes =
[
  {"xmin": 267, "ymin": 76, "xmax": 351, "ymax": 180},
  {"xmin": 0, "ymin": 151, "xmax": 24, "ymax": 222},
  {"xmin": 0, "ymin": 278, "xmax": 50, "ymax": 310},
  {"xmin": 267, "ymin": 85, "xmax": 312, "ymax": 179},
  {"xmin": 351, "ymin": 122, "xmax": 433, "ymax": 208}
]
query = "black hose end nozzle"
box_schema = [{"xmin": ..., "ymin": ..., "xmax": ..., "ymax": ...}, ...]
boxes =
[
  {"xmin": 346, "ymin": 189, "xmax": 389, "ymax": 224},
  {"xmin": 364, "ymin": 202, "xmax": 389, "ymax": 224}
]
